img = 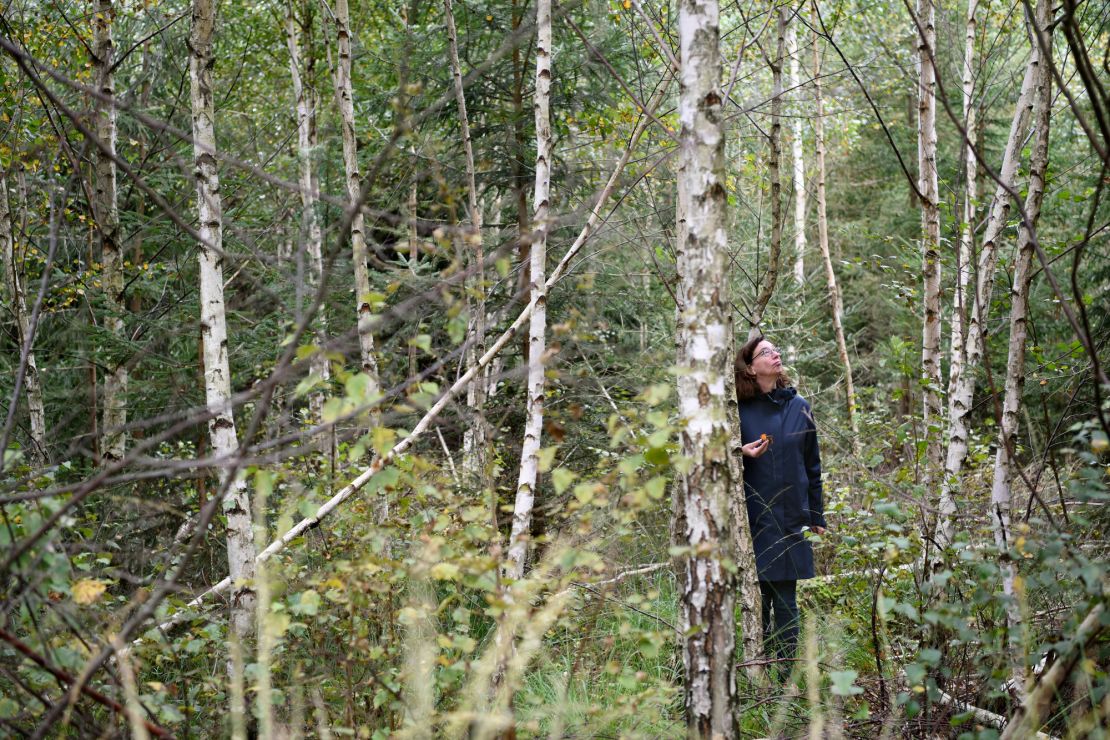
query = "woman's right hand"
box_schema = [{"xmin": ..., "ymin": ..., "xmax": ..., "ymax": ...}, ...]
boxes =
[{"xmin": 741, "ymin": 436, "xmax": 770, "ymax": 458}]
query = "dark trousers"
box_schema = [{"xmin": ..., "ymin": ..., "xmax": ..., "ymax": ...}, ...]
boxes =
[{"xmin": 759, "ymin": 580, "xmax": 800, "ymax": 664}]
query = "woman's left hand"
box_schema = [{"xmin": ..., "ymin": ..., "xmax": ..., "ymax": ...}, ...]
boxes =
[{"xmin": 810, "ymin": 526, "xmax": 827, "ymax": 535}]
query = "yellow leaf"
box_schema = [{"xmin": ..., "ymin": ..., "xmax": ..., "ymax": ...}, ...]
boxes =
[{"xmin": 72, "ymin": 579, "xmax": 107, "ymax": 605}]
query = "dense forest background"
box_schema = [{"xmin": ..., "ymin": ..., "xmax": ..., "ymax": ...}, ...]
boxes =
[{"xmin": 0, "ymin": 0, "xmax": 1107, "ymax": 736}]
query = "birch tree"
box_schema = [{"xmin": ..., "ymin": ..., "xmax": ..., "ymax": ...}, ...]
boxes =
[
  {"xmin": 675, "ymin": 0, "xmax": 737, "ymax": 731},
  {"xmin": 93, "ymin": 0, "xmax": 126, "ymax": 463},
  {"xmin": 786, "ymin": 13, "xmax": 807, "ymax": 298},
  {"xmin": 811, "ymin": 2, "xmax": 858, "ymax": 450},
  {"xmin": 989, "ymin": 0, "xmax": 1052, "ymax": 692},
  {"xmin": 504, "ymin": 0, "xmax": 552, "ymax": 581},
  {"xmin": 286, "ymin": 0, "xmax": 329, "ymax": 429},
  {"xmin": 915, "ymin": 0, "xmax": 943, "ymax": 486},
  {"xmin": 947, "ymin": 0, "xmax": 979, "ymax": 413},
  {"xmin": 0, "ymin": 171, "xmax": 46, "ymax": 461},
  {"xmin": 332, "ymin": 0, "xmax": 382, "ymax": 435},
  {"xmin": 937, "ymin": 7, "xmax": 1042, "ymax": 546},
  {"xmin": 189, "ymin": 0, "xmax": 257, "ymax": 640}
]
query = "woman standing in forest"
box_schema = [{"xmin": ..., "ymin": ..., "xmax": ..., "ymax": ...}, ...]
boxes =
[{"xmin": 736, "ymin": 334, "xmax": 828, "ymax": 669}]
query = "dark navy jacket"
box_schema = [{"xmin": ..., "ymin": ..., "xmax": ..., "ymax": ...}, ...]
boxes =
[{"xmin": 738, "ymin": 387, "xmax": 826, "ymax": 582}]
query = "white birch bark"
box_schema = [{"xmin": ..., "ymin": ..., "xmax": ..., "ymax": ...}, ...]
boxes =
[
  {"xmin": 0, "ymin": 172, "xmax": 46, "ymax": 460},
  {"xmin": 189, "ymin": 0, "xmax": 257, "ymax": 640},
  {"xmin": 786, "ymin": 17, "xmax": 807, "ymax": 291},
  {"xmin": 990, "ymin": 0, "xmax": 1052, "ymax": 694},
  {"xmin": 286, "ymin": 1, "xmax": 329, "ymax": 428},
  {"xmin": 445, "ymin": 0, "xmax": 488, "ymax": 480},
  {"xmin": 916, "ymin": 0, "xmax": 943, "ymax": 487},
  {"xmin": 504, "ymin": 0, "xmax": 552, "ymax": 582},
  {"xmin": 948, "ymin": 0, "xmax": 978, "ymax": 413},
  {"xmin": 811, "ymin": 6, "xmax": 859, "ymax": 450},
  {"xmin": 94, "ymin": 0, "xmax": 126, "ymax": 463},
  {"xmin": 333, "ymin": 0, "xmax": 382, "ymax": 431},
  {"xmin": 937, "ymin": 15, "xmax": 1042, "ymax": 547},
  {"xmin": 146, "ymin": 63, "xmax": 671, "ymax": 642},
  {"xmin": 676, "ymin": 0, "xmax": 737, "ymax": 732}
]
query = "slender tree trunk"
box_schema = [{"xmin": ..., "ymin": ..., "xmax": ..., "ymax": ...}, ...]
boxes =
[
  {"xmin": 190, "ymin": 0, "xmax": 257, "ymax": 641},
  {"xmin": 445, "ymin": 0, "xmax": 489, "ymax": 481},
  {"xmin": 948, "ymin": 0, "xmax": 978, "ymax": 412},
  {"xmin": 751, "ymin": 7, "xmax": 785, "ymax": 327},
  {"xmin": 916, "ymin": 0, "xmax": 943, "ymax": 489},
  {"xmin": 286, "ymin": 0, "xmax": 329, "ymax": 429},
  {"xmin": 726, "ymin": 347, "xmax": 763, "ymax": 678},
  {"xmin": 94, "ymin": 0, "xmax": 126, "ymax": 463},
  {"xmin": 675, "ymin": 0, "xmax": 737, "ymax": 732},
  {"xmin": 937, "ymin": 12, "xmax": 1042, "ymax": 547},
  {"xmin": 786, "ymin": 13, "xmax": 807, "ymax": 366},
  {"xmin": 0, "ymin": 172, "xmax": 46, "ymax": 461},
  {"xmin": 811, "ymin": 3, "xmax": 859, "ymax": 451},
  {"xmin": 504, "ymin": 0, "xmax": 552, "ymax": 581},
  {"xmin": 990, "ymin": 0, "xmax": 1052, "ymax": 694}
]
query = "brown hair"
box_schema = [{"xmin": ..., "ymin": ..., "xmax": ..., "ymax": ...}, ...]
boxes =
[{"xmin": 735, "ymin": 333, "xmax": 789, "ymax": 401}]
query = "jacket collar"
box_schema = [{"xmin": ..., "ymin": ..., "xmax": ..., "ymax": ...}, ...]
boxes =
[{"xmin": 761, "ymin": 386, "xmax": 797, "ymax": 405}]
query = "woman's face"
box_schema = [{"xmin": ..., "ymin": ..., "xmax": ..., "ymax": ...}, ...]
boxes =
[{"xmin": 749, "ymin": 340, "xmax": 783, "ymax": 379}]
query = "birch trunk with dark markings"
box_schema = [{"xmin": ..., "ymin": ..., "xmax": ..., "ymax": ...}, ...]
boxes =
[
  {"xmin": 675, "ymin": 0, "xmax": 737, "ymax": 732},
  {"xmin": 990, "ymin": 0, "xmax": 1052, "ymax": 693},
  {"xmin": 937, "ymin": 5, "xmax": 1041, "ymax": 546},
  {"xmin": 94, "ymin": 0, "xmax": 126, "ymax": 463},
  {"xmin": 189, "ymin": 0, "xmax": 256, "ymax": 641}
]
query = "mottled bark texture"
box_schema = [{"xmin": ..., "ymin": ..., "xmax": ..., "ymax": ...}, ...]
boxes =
[
  {"xmin": 333, "ymin": 0, "xmax": 382, "ymax": 432},
  {"xmin": 948, "ymin": 0, "xmax": 978, "ymax": 420},
  {"xmin": 505, "ymin": 0, "xmax": 552, "ymax": 581},
  {"xmin": 786, "ymin": 15, "xmax": 807, "ymax": 292},
  {"xmin": 916, "ymin": 0, "xmax": 943, "ymax": 489},
  {"xmin": 189, "ymin": 0, "xmax": 257, "ymax": 640},
  {"xmin": 937, "ymin": 12, "xmax": 1041, "ymax": 547},
  {"xmin": 286, "ymin": 0, "xmax": 330, "ymax": 429},
  {"xmin": 990, "ymin": 0, "xmax": 1052, "ymax": 694},
  {"xmin": 94, "ymin": 0, "xmax": 127, "ymax": 463},
  {"xmin": 675, "ymin": 0, "xmax": 738, "ymax": 733}
]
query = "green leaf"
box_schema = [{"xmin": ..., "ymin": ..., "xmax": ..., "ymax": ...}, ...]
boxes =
[
  {"xmin": 293, "ymin": 590, "xmax": 321, "ymax": 616},
  {"xmin": 644, "ymin": 476, "xmax": 667, "ymax": 500},
  {"xmin": 552, "ymin": 467, "xmax": 577, "ymax": 494},
  {"xmin": 322, "ymin": 397, "xmax": 346, "ymax": 423},
  {"xmin": 830, "ymin": 669, "xmax": 864, "ymax": 696}
]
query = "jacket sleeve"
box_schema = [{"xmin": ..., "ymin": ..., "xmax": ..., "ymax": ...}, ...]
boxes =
[{"xmin": 802, "ymin": 404, "xmax": 827, "ymax": 528}]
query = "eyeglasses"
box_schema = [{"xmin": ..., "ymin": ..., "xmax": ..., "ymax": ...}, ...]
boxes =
[{"xmin": 753, "ymin": 346, "xmax": 781, "ymax": 360}]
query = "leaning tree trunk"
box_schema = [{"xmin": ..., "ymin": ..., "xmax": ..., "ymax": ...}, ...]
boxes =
[
  {"xmin": 93, "ymin": 0, "xmax": 127, "ymax": 463},
  {"xmin": 947, "ymin": 0, "xmax": 978, "ymax": 422},
  {"xmin": 333, "ymin": 0, "xmax": 382, "ymax": 434},
  {"xmin": 675, "ymin": 0, "xmax": 738, "ymax": 733},
  {"xmin": 936, "ymin": 13, "xmax": 1042, "ymax": 547},
  {"xmin": 0, "ymin": 172, "xmax": 46, "ymax": 461},
  {"xmin": 811, "ymin": 4, "xmax": 859, "ymax": 452},
  {"xmin": 445, "ymin": 0, "xmax": 488, "ymax": 481},
  {"xmin": 189, "ymin": 0, "xmax": 257, "ymax": 641},
  {"xmin": 990, "ymin": 0, "xmax": 1052, "ymax": 695},
  {"xmin": 504, "ymin": 0, "xmax": 552, "ymax": 582},
  {"xmin": 916, "ymin": 0, "xmax": 943, "ymax": 489},
  {"xmin": 751, "ymin": 7, "xmax": 784, "ymax": 327},
  {"xmin": 286, "ymin": 0, "xmax": 330, "ymax": 431}
]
